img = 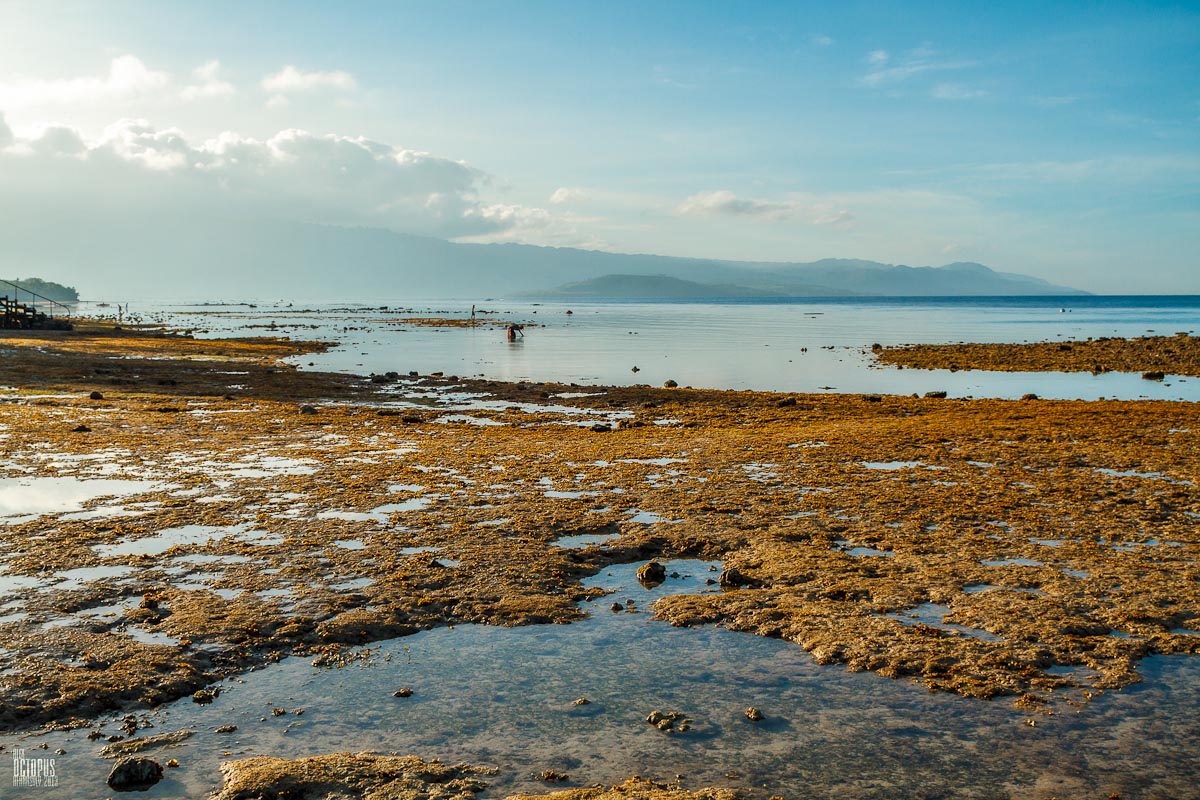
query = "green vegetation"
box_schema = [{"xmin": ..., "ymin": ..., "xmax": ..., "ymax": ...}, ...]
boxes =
[{"xmin": 0, "ymin": 277, "xmax": 80, "ymax": 302}]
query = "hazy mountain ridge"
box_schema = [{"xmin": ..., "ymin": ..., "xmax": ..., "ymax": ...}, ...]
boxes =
[
  {"xmin": 522, "ymin": 273, "xmax": 853, "ymax": 299},
  {"xmin": 0, "ymin": 211, "xmax": 1085, "ymax": 299},
  {"xmin": 522, "ymin": 260, "xmax": 1083, "ymax": 299}
]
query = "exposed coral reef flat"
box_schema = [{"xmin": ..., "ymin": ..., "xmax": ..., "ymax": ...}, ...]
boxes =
[
  {"xmin": 876, "ymin": 333, "xmax": 1200, "ymax": 376},
  {"xmin": 1, "ymin": 322, "xmax": 1197, "ymax": 797}
]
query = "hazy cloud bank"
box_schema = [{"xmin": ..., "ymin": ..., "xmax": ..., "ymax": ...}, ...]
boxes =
[{"xmin": 0, "ymin": 114, "xmax": 550, "ymax": 240}]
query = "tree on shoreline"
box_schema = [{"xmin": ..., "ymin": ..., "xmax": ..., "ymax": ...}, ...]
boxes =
[{"xmin": 1, "ymin": 278, "xmax": 79, "ymax": 302}]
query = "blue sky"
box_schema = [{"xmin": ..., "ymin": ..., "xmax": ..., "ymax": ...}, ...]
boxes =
[{"xmin": 0, "ymin": 1, "xmax": 1196, "ymax": 292}]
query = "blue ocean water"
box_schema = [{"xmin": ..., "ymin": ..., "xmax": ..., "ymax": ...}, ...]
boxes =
[{"xmin": 116, "ymin": 295, "xmax": 1200, "ymax": 400}]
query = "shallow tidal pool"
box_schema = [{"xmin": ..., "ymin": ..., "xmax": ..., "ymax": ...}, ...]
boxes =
[{"xmin": 5, "ymin": 559, "xmax": 1200, "ymax": 799}]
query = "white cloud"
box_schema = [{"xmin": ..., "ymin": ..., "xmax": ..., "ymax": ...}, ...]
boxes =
[
  {"xmin": 24, "ymin": 123, "xmax": 87, "ymax": 157},
  {"xmin": 679, "ymin": 190, "xmax": 793, "ymax": 220},
  {"xmin": 0, "ymin": 113, "xmax": 11, "ymax": 147},
  {"xmin": 549, "ymin": 187, "xmax": 588, "ymax": 205},
  {"xmin": 180, "ymin": 61, "xmax": 235, "ymax": 101},
  {"xmin": 678, "ymin": 190, "xmax": 854, "ymax": 227},
  {"xmin": 467, "ymin": 203, "xmax": 552, "ymax": 229},
  {"xmin": 809, "ymin": 205, "xmax": 855, "ymax": 227},
  {"xmin": 97, "ymin": 118, "xmax": 192, "ymax": 170},
  {"xmin": 459, "ymin": 205, "xmax": 606, "ymax": 248},
  {"xmin": 261, "ymin": 65, "xmax": 357, "ymax": 93},
  {"xmin": 0, "ymin": 118, "xmax": 552, "ymax": 239},
  {"xmin": 812, "ymin": 35, "xmax": 835, "ymax": 47},
  {"xmin": 861, "ymin": 47, "xmax": 973, "ymax": 88},
  {"xmin": 932, "ymin": 83, "xmax": 987, "ymax": 100},
  {"xmin": 0, "ymin": 55, "xmax": 169, "ymax": 110}
]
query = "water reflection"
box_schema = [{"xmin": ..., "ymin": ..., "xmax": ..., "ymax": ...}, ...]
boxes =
[{"xmin": 87, "ymin": 298, "xmax": 1200, "ymax": 400}]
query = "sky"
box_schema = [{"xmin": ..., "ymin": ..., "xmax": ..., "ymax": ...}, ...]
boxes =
[{"xmin": 0, "ymin": 0, "xmax": 1197, "ymax": 293}]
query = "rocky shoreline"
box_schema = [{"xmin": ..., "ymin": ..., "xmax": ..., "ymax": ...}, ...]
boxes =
[{"xmin": 1, "ymin": 321, "xmax": 1197, "ymax": 796}]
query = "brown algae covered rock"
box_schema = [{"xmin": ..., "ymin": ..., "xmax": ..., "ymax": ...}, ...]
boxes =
[
  {"xmin": 507, "ymin": 776, "xmax": 740, "ymax": 800},
  {"xmin": 213, "ymin": 753, "xmax": 490, "ymax": 800}
]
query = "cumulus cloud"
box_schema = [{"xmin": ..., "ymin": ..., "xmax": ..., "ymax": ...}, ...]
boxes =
[
  {"xmin": 23, "ymin": 123, "xmax": 87, "ymax": 157},
  {"xmin": 261, "ymin": 65, "xmax": 357, "ymax": 93},
  {"xmin": 0, "ymin": 118, "xmax": 552, "ymax": 239},
  {"xmin": 180, "ymin": 61, "xmax": 235, "ymax": 101},
  {"xmin": 678, "ymin": 190, "xmax": 854, "ymax": 227},
  {"xmin": 868, "ymin": 49, "xmax": 889, "ymax": 65},
  {"xmin": 0, "ymin": 112, "xmax": 11, "ymax": 147},
  {"xmin": 549, "ymin": 187, "xmax": 588, "ymax": 205},
  {"xmin": 0, "ymin": 55, "xmax": 169, "ymax": 110}
]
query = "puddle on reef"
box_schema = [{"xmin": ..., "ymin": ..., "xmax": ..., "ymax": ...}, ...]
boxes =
[
  {"xmin": 0, "ymin": 476, "xmax": 164, "ymax": 524},
  {"xmin": 553, "ymin": 532, "xmax": 620, "ymax": 549},
  {"xmin": 6, "ymin": 559, "xmax": 1200, "ymax": 800}
]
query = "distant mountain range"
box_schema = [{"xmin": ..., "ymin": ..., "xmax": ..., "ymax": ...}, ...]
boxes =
[
  {"xmin": 2, "ymin": 212, "xmax": 1085, "ymax": 299},
  {"xmin": 523, "ymin": 260, "xmax": 1083, "ymax": 299}
]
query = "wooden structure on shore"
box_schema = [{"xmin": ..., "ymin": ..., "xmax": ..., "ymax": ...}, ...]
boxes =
[{"xmin": 1, "ymin": 280, "xmax": 73, "ymax": 330}]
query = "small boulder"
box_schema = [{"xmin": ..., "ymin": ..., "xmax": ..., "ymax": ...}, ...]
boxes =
[
  {"xmin": 71, "ymin": 424, "xmax": 91, "ymax": 433},
  {"xmin": 924, "ymin": 391, "xmax": 948, "ymax": 399},
  {"xmin": 1142, "ymin": 371, "xmax": 1165, "ymax": 381},
  {"xmin": 719, "ymin": 567, "xmax": 756, "ymax": 590},
  {"xmin": 107, "ymin": 756, "xmax": 163, "ymax": 792},
  {"xmin": 745, "ymin": 706, "xmax": 764, "ymax": 721},
  {"xmin": 299, "ymin": 405, "xmax": 318, "ymax": 415},
  {"xmin": 192, "ymin": 688, "xmax": 218, "ymax": 705},
  {"xmin": 663, "ymin": 379, "xmax": 678, "ymax": 388},
  {"xmin": 89, "ymin": 391, "xmax": 104, "ymax": 400},
  {"xmin": 636, "ymin": 561, "xmax": 666, "ymax": 587},
  {"xmin": 392, "ymin": 688, "xmax": 413, "ymax": 698},
  {"xmin": 1021, "ymin": 393, "xmax": 1039, "ymax": 401}
]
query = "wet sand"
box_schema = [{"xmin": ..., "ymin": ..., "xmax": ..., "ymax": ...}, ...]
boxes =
[{"xmin": 1, "ymin": 322, "xmax": 1198, "ymax": 796}]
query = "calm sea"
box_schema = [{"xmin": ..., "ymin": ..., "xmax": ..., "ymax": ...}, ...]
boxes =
[{"xmin": 106, "ymin": 295, "xmax": 1200, "ymax": 401}]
